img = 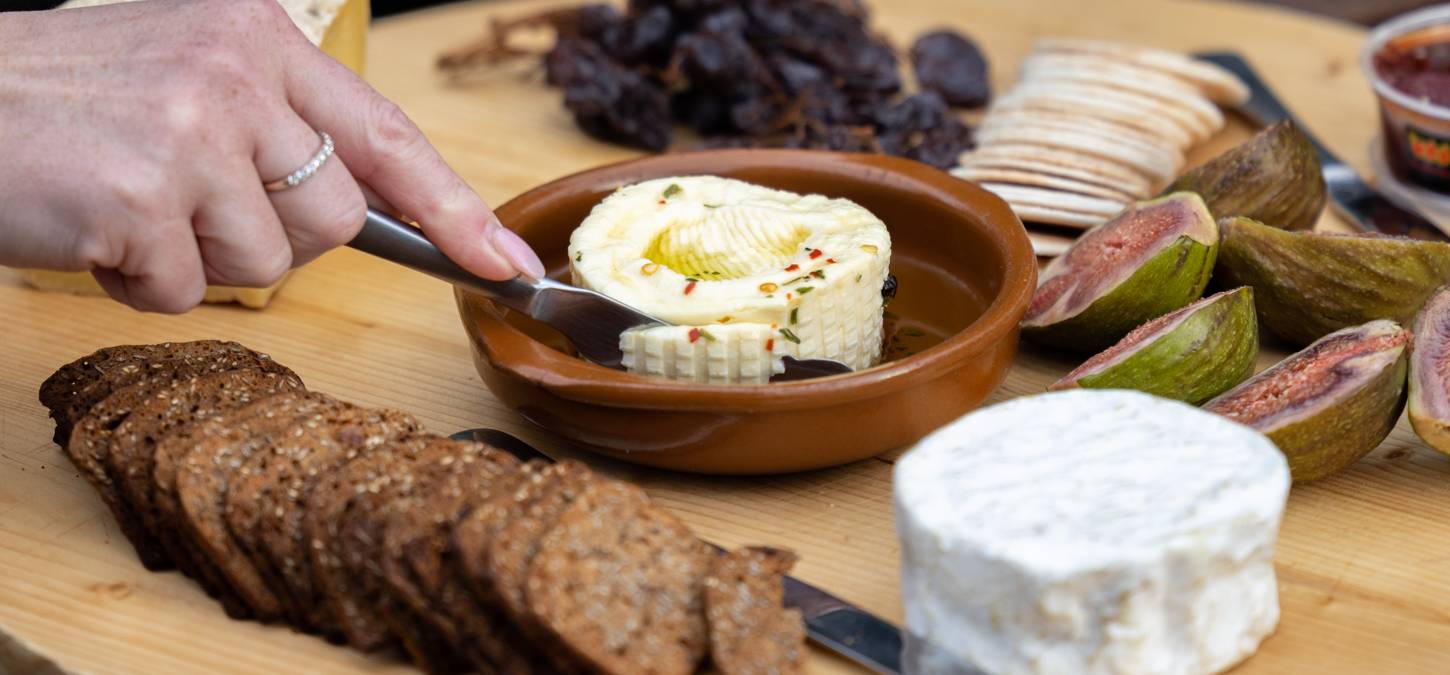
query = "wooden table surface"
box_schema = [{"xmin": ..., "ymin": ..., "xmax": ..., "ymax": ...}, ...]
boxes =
[{"xmin": 4, "ymin": 0, "xmax": 1450, "ymax": 673}]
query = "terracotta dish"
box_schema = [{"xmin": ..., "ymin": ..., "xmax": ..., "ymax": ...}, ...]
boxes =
[{"xmin": 456, "ymin": 150, "xmax": 1036, "ymax": 474}]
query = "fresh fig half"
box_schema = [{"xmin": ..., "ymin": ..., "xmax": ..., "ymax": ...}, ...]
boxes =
[
  {"xmin": 1022, "ymin": 192, "xmax": 1217, "ymax": 353},
  {"xmin": 1204, "ymin": 319, "xmax": 1410, "ymax": 482},
  {"xmin": 1216, "ymin": 216, "xmax": 1450, "ymax": 346},
  {"xmin": 1165, "ymin": 120, "xmax": 1326, "ymax": 231},
  {"xmin": 1409, "ymin": 286, "xmax": 1450, "ymax": 457},
  {"xmin": 1050, "ymin": 287, "xmax": 1257, "ymax": 404}
]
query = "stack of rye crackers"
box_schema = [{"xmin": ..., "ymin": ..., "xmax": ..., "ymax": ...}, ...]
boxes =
[
  {"xmin": 39, "ymin": 340, "xmax": 805, "ymax": 675},
  {"xmin": 951, "ymin": 38, "xmax": 1251, "ymax": 256}
]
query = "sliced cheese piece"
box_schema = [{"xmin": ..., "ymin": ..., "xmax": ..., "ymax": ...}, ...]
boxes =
[
  {"xmin": 894, "ymin": 390, "xmax": 1288, "ymax": 675},
  {"xmin": 570, "ymin": 176, "xmax": 891, "ymax": 384}
]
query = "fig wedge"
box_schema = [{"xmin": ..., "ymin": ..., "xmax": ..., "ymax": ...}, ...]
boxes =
[
  {"xmin": 1165, "ymin": 120, "xmax": 1326, "ymax": 231},
  {"xmin": 1050, "ymin": 287, "xmax": 1257, "ymax": 404},
  {"xmin": 1216, "ymin": 216, "xmax": 1450, "ymax": 346},
  {"xmin": 1022, "ymin": 192, "xmax": 1217, "ymax": 353},
  {"xmin": 1204, "ymin": 320, "xmax": 1409, "ymax": 482},
  {"xmin": 1409, "ymin": 286, "xmax": 1450, "ymax": 456}
]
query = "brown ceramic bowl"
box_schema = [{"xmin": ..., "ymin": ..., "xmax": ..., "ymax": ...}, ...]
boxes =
[{"xmin": 456, "ymin": 150, "xmax": 1036, "ymax": 474}]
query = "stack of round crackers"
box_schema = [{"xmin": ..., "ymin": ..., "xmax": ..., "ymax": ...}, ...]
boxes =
[{"xmin": 951, "ymin": 38, "xmax": 1250, "ymax": 256}]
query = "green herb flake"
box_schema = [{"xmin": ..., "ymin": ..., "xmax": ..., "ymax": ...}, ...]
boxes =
[
  {"xmin": 811, "ymin": 270, "xmax": 825, "ymax": 279},
  {"xmin": 795, "ymin": 286, "xmax": 814, "ymax": 295},
  {"xmin": 574, "ymin": 252, "xmax": 582, "ymax": 262},
  {"xmin": 779, "ymin": 328, "xmax": 801, "ymax": 344},
  {"xmin": 790, "ymin": 308, "xmax": 798, "ymax": 325},
  {"xmin": 685, "ymin": 276, "xmax": 701, "ymax": 282},
  {"xmin": 704, "ymin": 203, "xmax": 721, "ymax": 209},
  {"xmin": 662, "ymin": 183, "xmax": 683, "ymax": 199},
  {"xmin": 698, "ymin": 329, "xmax": 717, "ymax": 342},
  {"xmin": 855, "ymin": 274, "xmax": 862, "ymax": 283}
]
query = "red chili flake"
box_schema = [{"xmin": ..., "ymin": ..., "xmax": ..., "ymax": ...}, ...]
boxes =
[
  {"xmin": 786, "ymin": 292, "xmax": 793, "ymax": 300},
  {"xmin": 784, "ymin": 264, "xmax": 800, "ymax": 272},
  {"xmin": 809, "ymin": 249, "xmax": 823, "ymax": 259},
  {"xmin": 688, "ymin": 328, "xmax": 701, "ymax": 343},
  {"xmin": 658, "ymin": 199, "xmax": 667, "ymax": 205},
  {"xmin": 766, "ymin": 338, "xmax": 775, "ymax": 352},
  {"xmin": 826, "ymin": 258, "xmax": 837, "ymax": 264},
  {"xmin": 684, "ymin": 281, "xmax": 697, "ymax": 295}
]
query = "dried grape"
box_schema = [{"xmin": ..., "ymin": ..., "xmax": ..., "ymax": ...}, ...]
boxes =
[
  {"xmin": 440, "ymin": 0, "xmax": 984, "ymax": 167},
  {"xmin": 911, "ymin": 30, "xmax": 990, "ymax": 108}
]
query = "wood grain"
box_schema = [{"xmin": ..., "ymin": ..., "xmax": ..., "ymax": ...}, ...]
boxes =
[{"xmin": 2, "ymin": 0, "xmax": 1448, "ymax": 673}]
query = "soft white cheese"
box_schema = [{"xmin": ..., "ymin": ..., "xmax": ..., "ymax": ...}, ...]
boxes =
[
  {"xmin": 569, "ymin": 176, "xmax": 891, "ymax": 384},
  {"xmin": 894, "ymin": 389, "xmax": 1288, "ymax": 675}
]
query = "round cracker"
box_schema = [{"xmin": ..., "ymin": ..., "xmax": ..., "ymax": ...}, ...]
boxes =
[
  {"xmin": 978, "ymin": 110, "xmax": 1189, "ymax": 162},
  {"xmin": 1006, "ymin": 81, "xmax": 1221, "ymax": 139},
  {"xmin": 979, "ymin": 183, "xmax": 1127, "ymax": 217},
  {"xmin": 950, "ymin": 165, "xmax": 1138, "ymax": 202},
  {"xmin": 1027, "ymin": 230, "xmax": 1077, "ymax": 258},
  {"xmin": 958, "ymin": 145, "xmax": 1155, "ymax": 196},
  {"xmin": 974, "ymin": 126, "xmax": 1180, "ymax": 182},
  {"xmin": 1022, "ymin": 53, "xmax": 1203, "ymax": 96},
  {"xmin": 1009, "ymin": 203, "xmax": 1107, "ymax": 230},
  {"xmin": 990, "ymin": 89, "xmax": 1205, "ymax": 146},
  {"xmin": 1022, "ymin": 71, "xmax": 1225, "ymax": 132},
  {"xmin": 983, "ymin": 100, "xmax": 1194, "ymax": 149},
  {"xmin": 954, "ymin": 157, "xmax": 1152, "ymax": 199},
  {"xmin": 1034, "ymin": 37, "xmax": 1250, "ymax": 105}
]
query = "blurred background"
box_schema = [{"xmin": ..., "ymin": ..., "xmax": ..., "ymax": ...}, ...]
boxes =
[{"xmin": 0, "ymin": 0, "xmax": 1443, "ymax": 24}]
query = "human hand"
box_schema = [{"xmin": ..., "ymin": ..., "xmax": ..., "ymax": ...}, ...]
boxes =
[{"xmin": 0, "ymin": 0, "xmax": 545, "ymax": 313}]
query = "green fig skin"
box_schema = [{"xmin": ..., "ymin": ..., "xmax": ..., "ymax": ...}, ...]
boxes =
[
  {"xmin": 1051, "ymin": 287, "xmax": 1258, "ymax": 405},
  {"xmin": 1022, "ymin": 193, "xmax": 1218, "ymax": 354},
  {"xmin": 1165, "ymin": 120, "xmax": 1327, "ymax": 231},
  {"xmin": 1216, "ymin": 216, "xmax": 1450, "ymax": 347},
  {"xmin": 1204, "ymin": 320, "xmax": 1409, "ymax": 483},
  {"xmin": 1408, "ymin": 286, "xmax": 1450, "ymax": 457}
]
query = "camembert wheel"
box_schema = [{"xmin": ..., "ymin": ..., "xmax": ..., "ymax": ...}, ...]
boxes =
[{"xmin": 568, "ymin": 176, "xmax": 892, "ymax": 384}]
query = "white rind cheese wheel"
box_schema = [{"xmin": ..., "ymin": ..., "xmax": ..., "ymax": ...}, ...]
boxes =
[
  {"xmin": 569, "ymin": 176, "xmax": 892, "ymax": 384},
  {"xmin": 894, "ymin": 390, "xmax": 1289, "ymax": 675}
]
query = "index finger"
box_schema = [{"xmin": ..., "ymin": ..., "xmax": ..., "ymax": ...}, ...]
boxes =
[{"xmin": 282, "ymin": 47, "xmax": 544, "ymax": 280}]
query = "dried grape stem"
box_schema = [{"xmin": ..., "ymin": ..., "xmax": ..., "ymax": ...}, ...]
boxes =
[{"xmin": 437, "ymin": 8, "xmax": 583, "ymax": 76}]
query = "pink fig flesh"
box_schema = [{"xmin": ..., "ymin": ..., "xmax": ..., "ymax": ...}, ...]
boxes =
[
  {"xmin": 1410, "ymin": 286, "xmax": 1450, "ymax": 456},
  {"xmin": 1204, "ymin": 320, "xmax": 1409, "ymax": 481}
]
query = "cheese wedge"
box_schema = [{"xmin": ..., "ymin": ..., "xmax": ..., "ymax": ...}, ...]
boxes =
[
  {"xmin": 30, "ymin": 0, "xmax": 369, "ymax": 309},
  {"xmin": 569, "ymin": 177, "xmax": 892, "ymax": 384},
  {"xmin": 895, "ymin": 390, "xmax": 1288, "ymax": 675}
]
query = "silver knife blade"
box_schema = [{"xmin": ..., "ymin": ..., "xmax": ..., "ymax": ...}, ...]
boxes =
[
  {"xmin": 448, "ymin": 427, "xmax": 906, "ymax": 674},
  {"xmin": 1194, "ymin": 51, "xmax": 1448, "ymax": 241}
]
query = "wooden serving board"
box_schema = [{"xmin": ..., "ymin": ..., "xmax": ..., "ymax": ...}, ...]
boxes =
[{"xmin": 2, "ymin": 0, "xmax": 1447, "ymax": 672}]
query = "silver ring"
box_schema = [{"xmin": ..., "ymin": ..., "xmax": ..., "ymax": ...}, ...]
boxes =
[{"xmin": 263, "ymin": 131, "xmax": 334, "ymax": 193}]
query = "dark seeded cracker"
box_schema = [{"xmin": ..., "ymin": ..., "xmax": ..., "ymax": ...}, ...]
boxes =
[
  {"xmin": 61, "ymin": 344, "xmax": 297, "ymax": 570},
  {"xmin": 703, "ymin": 547, "xmax": 807, "ymax": 675},
  {"xmin": 41, "ymin": 340, "xmax": 290, "ymax": 446},
  {"xmin": 328, "ymin": 443, "xmax": 533, "ymax": 654},
  {"xmin": 446, "ymin": 467, "xmax": 558, "ymax": 675},
  {"xmin": 455, "ymin": 461, "xmax": 595, "ymax": 674},
  {"xmin": 224, "ymin": 403, "xmax": 422, "ymax": 635},
  {"xmin": 376, "ymin": 443, "xmax": 520, "ymax": 672},
  {"xmin": 172, "ymin": 391, "xmax": 340, "ymax": 620},
  {"xmin": 524, "ymin": 479, "xmax": 712, "ymax": 675},
  {"xmin": 110, "ymin": 368, "xmax": 304, "ymax": 599}
]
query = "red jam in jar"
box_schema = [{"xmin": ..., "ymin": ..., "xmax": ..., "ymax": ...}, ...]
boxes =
[{"xmin": 1367, "ymin": 8, "xmax": 1450, "ymax": 195}]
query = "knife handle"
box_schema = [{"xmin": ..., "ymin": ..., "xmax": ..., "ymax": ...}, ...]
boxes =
[
  {"xmin": 1194, "ymin": 51, "xmax": 1342, "ymax": 166},
  {"xmin": 348, "ymin": 208, "xmax": 553, "ymax": 313}
]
